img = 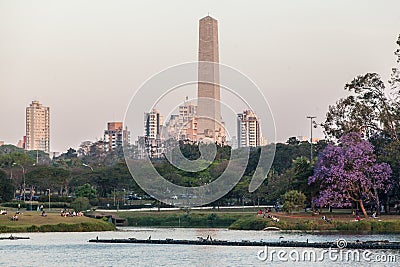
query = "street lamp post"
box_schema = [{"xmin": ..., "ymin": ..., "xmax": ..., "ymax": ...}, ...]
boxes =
[
  {"xmin": 10, "ymin": 168, "xmax": 15, "ymax": 199},
  {"xmin": 30, "ymin": 185, "xmax": 33, "ymax": 211},
  {"xmin": 306, "ymin": 116, "xmax": 316, "ymax": 163},
  {"xmin": 46, "ymin": 189, "xmax": 51, "ymax": 211},
  {"xmin": 123, "ymin": 189, "xmax": 126, "ymax": 206}
]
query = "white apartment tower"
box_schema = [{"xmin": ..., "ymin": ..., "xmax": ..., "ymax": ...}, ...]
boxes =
[
  {"xmin": 237, "ymin": 110, "xmax": 261, "ymax": 148},
  {"xmin": 143, "ymin": 109, "xmax": 164, "ymax": 158},
  {"xmin": 145, "ymin": 109, "xmax": 163, "ymax": 139},
  {"xmin": 26, "ymin": 100, "xmax": 50, "ymax": 153}
]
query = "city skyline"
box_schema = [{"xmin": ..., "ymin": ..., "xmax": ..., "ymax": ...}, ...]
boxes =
[{"xmin": 1, "ymin": 1, "xmax": 400, "ymax": 152}]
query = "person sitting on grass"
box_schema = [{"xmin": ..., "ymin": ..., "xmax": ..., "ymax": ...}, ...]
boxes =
[
  {"xmin": 270, "ymin": 215, "xmax": 279, "ymax": 222},
  {"xmin": 12, "ymin": 214, "xmax": 19, "ymax": 221},
  {"xmin": 41, "ymin": 210, "xmax": 47, "ymax": 217},
  {"xmin": 321, "ymin": 215, "xmax": 332, "ymax": 223}
]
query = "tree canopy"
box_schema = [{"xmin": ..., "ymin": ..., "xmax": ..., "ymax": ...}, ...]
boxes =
[
  {"xmin": 0, "ymin": 170, "xmax": 13, "ymax": 202},
  {"xmin": 309, "ymin": 132, "xmax": 392, "ymax": 217}
]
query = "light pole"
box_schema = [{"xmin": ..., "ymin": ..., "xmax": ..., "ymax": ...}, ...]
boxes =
[
  {"xmin": 10, "ymin": 168, "xmax": 15, "ymax": 199},
  {"xmin": 306, "ymin": 116, "xmax": 316, "ymax": 163},
  {"xmin": 123, "ymin": 189, "xmax": 126, "ymax": 206},
  {"xmin": 47, "ymin": 189, "xmax": 51, "ymax": 211}
]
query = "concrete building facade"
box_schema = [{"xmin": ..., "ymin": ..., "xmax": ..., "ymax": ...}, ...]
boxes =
[
  {"xmin": 26, "ymin": 101, "xmax": 50, "ymax": 153},
  {"xmin": 143, "ymin": 109, "xmax": 164, "ymax": 158},
  {"xmin": 145, "ymin": 109, "xmax": 163, "ymax": 140},
  {"xmin": 165, "ymin": 98, "xmax": 199, "ymax": 142},
  {"xmin": 237, "ymin": 110, "xmax": 261, "ymax": 148},
  {"xmin": 104, "ymin": 122, "xmax": 130, "ymax": 151}
]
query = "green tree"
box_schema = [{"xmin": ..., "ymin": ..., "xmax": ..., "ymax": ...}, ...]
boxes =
[
  {"xmin": 272, "ymin": 142, "xmax": 312, "ymax": 174},
  {"xmin": 282, "ymin": 190, "xmax": 306, "ymax": 213},
  {"xmin": 25, "ymin": 166, "xmax": 70, "ymax": 195},
  {"xmin": 372, "ymin": 137, "xmax": 400, "ymax": 207},
  {"xmin": 290, "ymin": 157, "xmax": 314, "ymax": 197},
  {"xmin": 286, "ymin": 137, "xmax": 300, "ymax": 145},
  {"xmin": 263, "ymin": 170, "xmax": 290, "ymax": 203},
  {"xmin": 0, "ymin": 152, "xmax": 34, "ymax": 168},
  {"xmin": 0, "ymin": 145, "xmax": 24, "ymax": 155},
  {"xmin": 0, "ymin": 170, "xmax": 13, "ymax": 202},
  {"xmin": 71, "ymin": 197, "xmax": 90, "ymax": 211},
  {"xmin": 26, "ymin": 150, "xmax": 51, "ymax": 165},
  {"xmin": 74, "ymin": 183, "xmax": 97, "ymax": 199}
]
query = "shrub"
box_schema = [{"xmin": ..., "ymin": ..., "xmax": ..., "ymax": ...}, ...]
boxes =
[
  {"xmin": 229, "ymin": 217, "xmax": 266, "ymax": 230},
  {"xmin": 282, "ymin": 190, "xmax": 306, "ymax": 213},
  {"xmin": 71, "ymin": 197, "xmax": 91, "ymax": 211}
]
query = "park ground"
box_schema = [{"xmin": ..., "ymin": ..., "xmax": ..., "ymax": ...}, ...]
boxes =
[{"xmin": 0, "ymin": 207, "xmax": 115, "ymax": 233}]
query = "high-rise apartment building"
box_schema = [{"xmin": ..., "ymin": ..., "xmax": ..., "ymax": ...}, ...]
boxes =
[
  {"xmin": 165, "ymin": 98, "xmax": 198, "ymax": 142},
  {"xmin": 26, "ymin": 101, "xmax": 50, "ymax": 153},
  {"xmin": 237, "ymin": 110, "xmax": 261, "ymax": 148},
  {"xmin": 145, "ymin": 109, "xmax": 163, "ymax": 140},
  {"xmin": 143, "ymin": 109, "xmax": 164, "ymax": 158},
  {"xmin": 104, "ymin": 122, "xmax": 130, "ymax": 151},
  {"xmin": 179, "ymin": 98, "xmax": 197, "ymax": 141},
  {"xmin": 197, "ymin": 16, "xmax": 225, "ymax": 144}
]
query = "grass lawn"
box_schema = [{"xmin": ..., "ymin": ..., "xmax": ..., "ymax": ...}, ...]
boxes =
[
  {"xmin": 0, "ymin": 209, "xmax": 116, "ymax": 233},
  {"xmin": 1, "ymin": 211, "xmax": 95, "ymax": 227}
]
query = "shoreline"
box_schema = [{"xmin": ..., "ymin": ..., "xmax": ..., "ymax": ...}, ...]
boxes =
[
  {"xmin": 91, "ymin": 210, "xmax": 400, "ymax": 234},
  {"xmin": 2, "ymin": 208, "xmax": 400, "ymax": 234}
]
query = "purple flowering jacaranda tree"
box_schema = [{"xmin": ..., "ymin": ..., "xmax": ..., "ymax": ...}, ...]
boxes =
[{"xmin": 308, "ymin": 132, "xmax": 392, "ymax": 217}]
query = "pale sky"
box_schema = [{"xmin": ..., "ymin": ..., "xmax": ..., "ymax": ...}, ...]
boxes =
[{"xmin": 1, "ymin": 0, "xmax": 400, "ymax": 152}]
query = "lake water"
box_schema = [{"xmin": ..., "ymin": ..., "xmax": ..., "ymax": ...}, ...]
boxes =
[{"xmin": 0, "ymin": 228, "xmax": 399, "ymax": 266}]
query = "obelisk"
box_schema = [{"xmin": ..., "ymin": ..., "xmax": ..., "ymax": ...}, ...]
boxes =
[{"xmin": 197, "ymin": 15, "xmax": 225, "ymax": 144}]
